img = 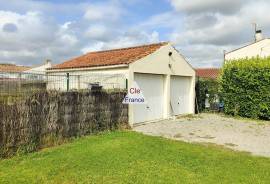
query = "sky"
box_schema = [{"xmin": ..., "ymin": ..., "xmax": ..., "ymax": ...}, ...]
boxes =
[{"xmin": 0, "ymin": 0, "xmax": 270, "ymax": 68}]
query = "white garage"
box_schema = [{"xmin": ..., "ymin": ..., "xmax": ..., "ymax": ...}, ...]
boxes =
[
  {"xmin": 47, "ymin": 42, "xmax": 196, "ymax": 126},
  {"xmin": 133, "ymin": 73, "xmax": 164, "ymax": 124},
  {"xmin": 170, "ymin": 76, "xmax": 192, "ymax": 116}
]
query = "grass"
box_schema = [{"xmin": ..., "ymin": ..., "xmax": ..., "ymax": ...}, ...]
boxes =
[{"xmin": 0, "ymin": 131, "xmax": 270, "ymax": 184}]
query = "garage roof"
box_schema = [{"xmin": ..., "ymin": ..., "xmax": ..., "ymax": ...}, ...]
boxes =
[{"xmin": 50, "ymin": 42, "xmax": 168, "ymax": 70}]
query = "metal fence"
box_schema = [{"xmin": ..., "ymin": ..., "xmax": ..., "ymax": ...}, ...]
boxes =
[{"xmin": 0, "ymin": 72, "xmax": 127, "ymax": 96}]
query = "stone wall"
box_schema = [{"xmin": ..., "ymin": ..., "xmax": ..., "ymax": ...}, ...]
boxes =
[{"xmin": 0, "ymin": 91, "xmax": 128, "ymax": 158}]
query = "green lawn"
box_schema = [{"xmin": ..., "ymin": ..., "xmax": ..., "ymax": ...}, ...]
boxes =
[{"xmin": 0, "ymin": 131, "xmax": 270, "ymax": 184}]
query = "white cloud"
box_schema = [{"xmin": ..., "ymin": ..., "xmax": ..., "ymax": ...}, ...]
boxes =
[
  {"xmin": 0, "ymin": 10, "xmax": 81, "ymax": 65},
  {"xmin": 82, "ymin": 30, "xmax": 160, "ymax": 53},
  {"xmin": 2, "ymin": 0, "xmax": 270, "ymax": 68},
  {"xmin": 84, "ymin": 25, "xmax": 111, "ymax": 41},
  {"xmin": 170, "ymin": 0, "xmax": 247, "ymax": 14},
  {"xmin": 0, "ymin": 1, "xmax": 161, "ymax": 66},
  {"xmin": 138, "ymin": 12, "xmax": 178, "ymax": 29},
  {"xmin": 83, "ymin": 2, "xmax": 123, "ymax": 22},
  {"xmin": 163, "ymin": 0, "xmax": 270, "ymax": 67}
]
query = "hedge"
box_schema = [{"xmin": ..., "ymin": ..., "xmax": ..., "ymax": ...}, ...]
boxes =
[
  {"xmin": 219, "ymin": 57, "xmax": 270, "ymax": 120},
  {"xmin": 0, "ymin": 91, "xmax": 128, "ymax": 158}
]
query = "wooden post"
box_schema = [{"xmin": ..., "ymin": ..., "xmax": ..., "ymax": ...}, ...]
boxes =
[
  {"xmin": 77, "ymin": 75, "xmax": 80, "ymax": 90},
  {"xmin": 18, "ymin": 72, "xmax": 22, "ymax": 94},
  {"xmin": 66, "ymin": 73, "xmax": 70, "ymax": 91}
]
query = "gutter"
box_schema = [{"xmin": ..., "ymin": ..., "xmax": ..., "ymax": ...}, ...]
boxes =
[{"xmin": 46, "ymin": 64, "xmax": 129, "ymax": 73}]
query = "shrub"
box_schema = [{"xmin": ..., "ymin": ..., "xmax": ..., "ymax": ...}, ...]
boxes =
[
  {"xmin": 219, "ymin": 57, "xmax": 270, "ymax": 120},
  {"xmin": 196, "ymin": 78, "xmax": 219, "ymax": 112}
]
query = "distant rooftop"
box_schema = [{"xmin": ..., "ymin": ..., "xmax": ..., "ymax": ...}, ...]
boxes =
[
  {"xmin": 0, "ymin": 64, "xmax": 31, "ymax": 73},
  {"xmin": 196, "ymin": 68, "xmax": 221, "ymax": 79}
]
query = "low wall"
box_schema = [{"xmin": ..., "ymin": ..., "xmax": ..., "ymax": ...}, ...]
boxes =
[{"xmin": 0, "ymin": 91, "xmax": 128, "ymax": 158}]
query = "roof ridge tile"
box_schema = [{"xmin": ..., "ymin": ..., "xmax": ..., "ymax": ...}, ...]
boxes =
[{"xmin": 50, "ymin": 42, "xmax": 169, "ymax": 70}]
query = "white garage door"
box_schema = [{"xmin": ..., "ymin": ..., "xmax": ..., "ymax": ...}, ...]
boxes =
[
  {"xmin": 133, "ymin": 73, "xmax": 164, "ymax": 124},
  {"xmin": 170, "ymin": 76, "xmax": 192, "ymax": 115}
]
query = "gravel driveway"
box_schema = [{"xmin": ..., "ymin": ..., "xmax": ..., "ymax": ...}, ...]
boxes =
[{"xmin": 134, "ymin": 113, "xmax": 270, "ymax": 157}]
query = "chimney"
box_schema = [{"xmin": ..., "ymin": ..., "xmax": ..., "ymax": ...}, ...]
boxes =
[
  {"xmin": 255, "ymin": 30, "xmax": 264, "ymax": 42},
  {"xmin": 45, "ymin": 59, "xmax": 51, "ymax": 65}
]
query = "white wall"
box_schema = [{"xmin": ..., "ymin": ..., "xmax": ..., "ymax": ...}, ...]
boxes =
[
  {"xmin": 225, "ymin": 39, "xmax": 270, "ymax": 61},
  {"xmin": 130, "ymin": 43, "xmax": 195, "ymax": 76},
  {"xmin": 25, "ymin": 62, "xmax": 52, "ymax": 74},
  {"xmin": 128, "ymin": 43, "xmax": 196, "ymax": 125}
]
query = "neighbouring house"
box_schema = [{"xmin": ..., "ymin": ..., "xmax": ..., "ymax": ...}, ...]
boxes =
[
  {"xmin": 0, "ymin": 61, "xmax": 52, "ymax": 93},
  {"xmin": 23, "ymin": 60, "xmax": 52, "ymax": 81},
  {"xmin": 225, "ymin": 30, "xmax": 270, "ymax": 61},
  {"xmin": 0, "ymin": 64, "xmax": 31, "ymax": 94},
  {"xmin": 0, "ymin": 60, "xmax": 52, "ymax": 80},
  {"xmin": 0, "ymin": 64, "xmax": 31, "ymax": 79},
  {"xmin": 47, "ymin": 42, "xmax": 196, "ymax": 125},
  {"xmin": 24, "ymin": 60, "xmax": 52, "ymax": 75}
]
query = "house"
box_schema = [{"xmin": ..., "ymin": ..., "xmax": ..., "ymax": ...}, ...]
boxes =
[
  {"xmin": 0, "ymin": 63, "xmax": 31, "ymax": 73},
  {"xmin": 25, "ymin": 60, "xmax": 52, "ymax": 74},
  {"xmin": 0, "ymin": 64, "xmax": 31, "ymax": 79},
  {"xmin": 0, "ymin": 64, "xmax": 31, "ymax": 93},
  {"xmin": 0, "ymin": 60, "xmax": 52, "ymax": 80},
  {"xmin": 225, "ymin": 30, "xmax": 270, "ymax": 61},
  {"xmin": 0, "ymin": 62, "xmax": 51, "ymax": 93},
  {"xmin": 196, "ymin": 68, "xmax": 220, "ymax": 80},
  {"xmin": 24, "ymin": 60, "xmax": 52, "ymax": 80},
  {"xmin": 47, "ymin": 42, "xmax": 196, "ymax": 125}
]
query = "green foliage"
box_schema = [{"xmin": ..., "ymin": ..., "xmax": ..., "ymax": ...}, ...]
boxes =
[
  {"xmin": 219, "ymin": 57, "xmax": 270, "ymax": 120},
  {"xmin": 0, "ymin": 131, "xmax": 270, "ymax": 183},
  {"xmin": 196, "ymin": 78, "xmax": 219, "ymax": 112}
]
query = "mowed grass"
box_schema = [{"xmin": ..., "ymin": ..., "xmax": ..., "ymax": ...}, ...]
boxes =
[{"xmin": 0, "ymin": 131, "xmax": 270, "ymax": 184}]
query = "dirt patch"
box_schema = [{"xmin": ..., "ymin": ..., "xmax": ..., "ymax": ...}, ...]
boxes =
[
  {"xmin": 197, "ymin": 135, "xmax": 216, "ymax": 139},
  {"xmin": 225, "ymin": 143, "xmax": 238, "ymax": 147},
  {"xmin": 134, "ymin": 113, "xmax": 270, "ymax": 157},
  {"xmin": 173, "ymin": 133, "xmax": 183, "ymax": 138}
]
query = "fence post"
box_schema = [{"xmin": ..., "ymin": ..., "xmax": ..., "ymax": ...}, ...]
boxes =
[
  {"xmin": 77, "ymin": 75, "xmax": 80, "ymax": 90},
  {"xmin": 66, "ymin": 73, "xmax": 70, "ymax": 91},
  {"xmin": 18, "ymin": 72, "xmax": 22, "ymax": 94},
  {"xmin": 46, "ymin": 73, "xmax": 48, "ymax": 90}
]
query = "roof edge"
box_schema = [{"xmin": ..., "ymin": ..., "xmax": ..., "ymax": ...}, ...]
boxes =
[
  {"xmin": 84, "ymin": 42, "xmax": 169, "ymax": 55},
  {"xmin": 47, "ymin": 64, "xmax": 129, "ymax": 72},
  {"xmin": 50, "ymin": 42, "xmax": 170, "ymax": 70},
  {"xmin": 225, "ymin": 38, "xmax": 270, "ymax": 55},
  {"xmin": 195, "ymin": 67, "xmax": 221, "ymax": 70},
  {"xmin": 169, "ymin": 43, "xmax": 196, "ymax": 72}
]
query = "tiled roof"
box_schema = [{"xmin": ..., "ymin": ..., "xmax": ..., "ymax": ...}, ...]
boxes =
[
  {"xmin": 0, "ymin": 64, "xmax": 31, "ymax": 72},
  {"xmin": 196, "ymin": 68, "xmax": 221, "ymax": 79},
  {"xmin": 51, "ymin": 42, "xmax": 169, "ymax": 70}
]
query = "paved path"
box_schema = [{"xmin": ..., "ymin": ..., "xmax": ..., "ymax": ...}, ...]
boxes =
[{"xmin": 134, "ymin": 113, "xmax": 270, "ymax": 157}]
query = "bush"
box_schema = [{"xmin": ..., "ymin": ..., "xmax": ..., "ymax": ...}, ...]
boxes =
[
  {"xmin": 219, "ymin": 57, "xmax": 270, "ymax": 120},
  {"xmin": 196, "ymin": 78, "xmax": 219, "ymax": 112}
]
